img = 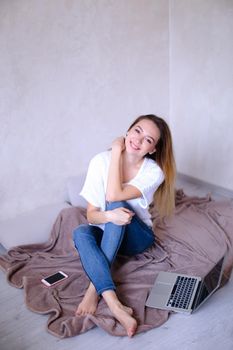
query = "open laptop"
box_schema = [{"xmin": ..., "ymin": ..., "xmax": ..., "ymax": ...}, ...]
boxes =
[{"xmin": 146, "ymin": 254, "xmax": 226, "ymax": 314}]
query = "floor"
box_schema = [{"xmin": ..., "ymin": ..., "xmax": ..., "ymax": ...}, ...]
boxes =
[{"xmin": 0, "ymin": 174, "xmax": 233, "ymax": 350}]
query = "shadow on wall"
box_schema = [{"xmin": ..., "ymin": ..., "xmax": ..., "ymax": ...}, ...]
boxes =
[{"xmin": 66, "ymin": 174, "xmax": 87, "ymax": 208}]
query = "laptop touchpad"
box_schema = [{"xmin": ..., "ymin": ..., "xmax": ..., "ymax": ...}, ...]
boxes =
[{"xmin": 154, "ymin": 282, "xmax": 172, "ymax": 295}]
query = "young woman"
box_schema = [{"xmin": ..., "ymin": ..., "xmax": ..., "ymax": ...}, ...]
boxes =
[{"xmin": 73, "ymin": 114, "xmax": 176, "ymax": 337}]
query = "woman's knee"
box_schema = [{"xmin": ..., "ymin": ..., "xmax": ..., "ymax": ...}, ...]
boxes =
[
  {"xmin": 106, "ymin": 200, "xmax": 131, "ymax": 211},
  {"xmin": 73, "ymin": 224, "xmax": 90, "ymax": 242}
]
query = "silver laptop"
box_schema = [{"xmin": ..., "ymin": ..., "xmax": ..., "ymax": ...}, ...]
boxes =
[{"xmin": 146, "ymin": 254, "xmax": 226, "ymax": 314}]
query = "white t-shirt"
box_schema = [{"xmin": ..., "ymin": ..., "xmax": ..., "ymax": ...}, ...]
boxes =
[{"xmin": 80, "ymin": 151, "xmax": 164, "ymax": 229}]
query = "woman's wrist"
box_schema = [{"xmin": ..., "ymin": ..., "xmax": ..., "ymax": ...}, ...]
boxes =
[
  {"xmin": 104, "ymin": 210, "xmax": 112, "ymax": 223},
  {"xmin": 87, "ymin": 208, "xmax": 112, "ymax": 225}
]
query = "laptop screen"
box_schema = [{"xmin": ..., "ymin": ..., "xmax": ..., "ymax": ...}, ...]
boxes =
[{"xmin": 193, "ymin": 255, "xmax": 225, "ymax": 310}]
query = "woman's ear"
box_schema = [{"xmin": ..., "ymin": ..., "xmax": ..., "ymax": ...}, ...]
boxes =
[{"xmin": 149, "ymin": 148, "xmax": 156, "ymax": 155}]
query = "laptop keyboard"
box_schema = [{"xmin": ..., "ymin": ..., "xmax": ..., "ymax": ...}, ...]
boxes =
[{"xmin": 166, "ymin": 276, "xmax": 197, "ymax": 309}]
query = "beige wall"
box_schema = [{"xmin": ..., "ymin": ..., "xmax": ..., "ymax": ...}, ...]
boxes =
[{"xmin": 0, "ymin": 0, "xmax": 169, "ymax": 220}]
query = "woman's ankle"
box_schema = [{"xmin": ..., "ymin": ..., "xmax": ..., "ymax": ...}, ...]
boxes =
[{"xmin": 102, "ymin": 290, "xmax": 118, "ymax": 307}]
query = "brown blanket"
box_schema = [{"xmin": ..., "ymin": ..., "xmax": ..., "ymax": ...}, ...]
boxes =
[{"xmin": 0, "ymin": 190, "xmax": 233, "ymax": 338}]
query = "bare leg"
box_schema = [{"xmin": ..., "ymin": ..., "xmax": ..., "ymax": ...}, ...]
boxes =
[
  {"xmin": 102, "ymin": 290, "xmax": 137, "ymax": 337},
  {"xmin": 76, "ymin": 282, "xmax": 99, "ymax": 316}
]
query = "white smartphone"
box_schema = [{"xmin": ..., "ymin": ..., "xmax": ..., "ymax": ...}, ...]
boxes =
[{"xmin": 41, "ymin": 271, "xmax": 68, "ymax": 287}]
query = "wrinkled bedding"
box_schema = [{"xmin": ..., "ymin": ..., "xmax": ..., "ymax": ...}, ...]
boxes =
[{"xmin": 0, "ymin": 190, "xmax": 233, "ymax": 338}]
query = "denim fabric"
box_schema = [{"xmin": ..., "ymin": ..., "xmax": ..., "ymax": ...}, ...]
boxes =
[{"xmin": 73, "ymin": 201, "xmax": 155, "ymax": 295}]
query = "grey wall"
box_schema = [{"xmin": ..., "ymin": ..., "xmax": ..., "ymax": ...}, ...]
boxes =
[
  {"xmin": 0, "ymin": 0, "xmax": 169, "ymax": 220},
  {"xmin": 1, "ymin": 0, "xmax": 232, "ymax": 221},
  {"xmin": 170, "ymin": 0, "xmax": 233, "ymax": 189}
]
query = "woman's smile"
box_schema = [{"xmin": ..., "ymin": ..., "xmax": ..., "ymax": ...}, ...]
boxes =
[{"xmin": 129, "ymin": 140, "xmax": 141, "ymax": 151}]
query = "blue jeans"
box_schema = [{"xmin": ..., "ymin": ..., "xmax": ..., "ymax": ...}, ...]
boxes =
[{"xmin": 73, "ymin": 201, "xmax": 155, "ymax": 295}]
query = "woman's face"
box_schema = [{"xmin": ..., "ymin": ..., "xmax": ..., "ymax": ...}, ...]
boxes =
[{"xmin": 125, "ymin": 119, "xmax": 160, "ymax": 158}]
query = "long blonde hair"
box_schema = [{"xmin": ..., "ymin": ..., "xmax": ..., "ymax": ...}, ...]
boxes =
[{"xmin": 128, "ymin": 114, "xmax": 176, "ymax": 217}]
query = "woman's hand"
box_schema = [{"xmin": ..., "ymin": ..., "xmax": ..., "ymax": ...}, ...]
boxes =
[
  {"xmin": 111, "ymin": 136, "xmax": 125, "ymax": 154},
  {"xmin": 108, "ymin": 207, "xmax": 135, "ymax": 226}
]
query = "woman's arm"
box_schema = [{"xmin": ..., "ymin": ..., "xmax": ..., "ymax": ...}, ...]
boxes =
[
  {"xmin": 106, "ymin": 137, "xmax": 142, "ymax": 202},
  {"xmin": 105, "ymin": 137, "xmax": 123, "ymax": 202},
  {"xmin": 87, "ymin": 203, "xmax": 134, "ymax": 226}
]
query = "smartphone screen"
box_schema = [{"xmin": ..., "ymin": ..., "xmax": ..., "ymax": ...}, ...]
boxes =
[{"xmin": 41, "ymin": 271, "xmax": 68, "ymax": 286}]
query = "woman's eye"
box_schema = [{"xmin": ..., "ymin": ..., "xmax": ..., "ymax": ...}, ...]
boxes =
[
  {"xmin": 146, "ymin": 139, "xmax": 152, "ymax": 144},
  {"xmin": 135, "ymin": 128, "xmax": 140, "ymax": 133}
]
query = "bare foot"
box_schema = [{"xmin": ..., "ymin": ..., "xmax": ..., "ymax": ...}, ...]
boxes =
[
  {"xmin": 121, "ymin": 304, "xmax": 134, "ymax": 316},
  {"xmin": 76, "ymin": 283, "xmax": 99, "ymax": 316},
  {"xmin": 110, "ymin": 301, "xmax": 137, "ymax": 337},
  {"xmin": 102, "ymin": 290, "xmax": 137, "ymax": 337}
]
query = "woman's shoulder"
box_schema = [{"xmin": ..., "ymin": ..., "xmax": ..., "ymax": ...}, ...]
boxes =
[
  {"xmin": 144, "ymin": 157, "xmax": 163, "ymax": 172},
  {"xmin": 143, "ymin": 158, "xmax": 164, "ymax": 181}
]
